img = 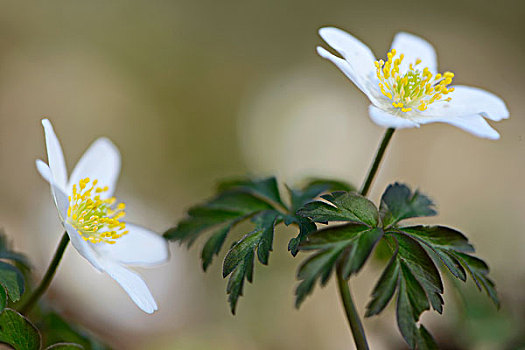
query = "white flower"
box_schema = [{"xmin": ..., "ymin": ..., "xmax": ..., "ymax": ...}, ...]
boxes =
[
  {"xmin": 36, "ymin": 119, "xmax": 169, "ymax": 313},
  {"xmin": 317, "ymin": 27, "xmax": 509, "ymax": 139}
]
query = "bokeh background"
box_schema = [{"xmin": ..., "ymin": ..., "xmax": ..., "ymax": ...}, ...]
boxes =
[{"xmin": 1, "ymin": 0, "xmax": 524, "ymax": 349}]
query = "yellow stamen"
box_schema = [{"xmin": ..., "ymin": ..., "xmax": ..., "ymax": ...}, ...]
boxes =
[
  {"xmin": 375, "ymin": 50, "xmax": 454, "ymax": 113},
  {"xmin": 66, "ymin": 178, "xmax": 128, "ymax": 244}
]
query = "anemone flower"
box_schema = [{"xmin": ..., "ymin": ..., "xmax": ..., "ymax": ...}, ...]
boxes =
[
  {"xmin": 317, "ymin": 27, "xmax": 509, "ymax": 139},
  {"xmin": 36, "ymin": 119, "xmax": 169, "ymax": 313}
]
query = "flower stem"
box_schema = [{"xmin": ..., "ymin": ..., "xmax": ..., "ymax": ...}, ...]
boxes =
[
  {"xmin": 337, "ymin": 270, "xmax": 369, "ymax": 350},
  {"xmin": 336, "ymin": 127, "xmax": 396, "ymax": 349},
  {"xmin": 360, "ymin": 128, "xmax": 396, "ymax": 197},
  {"xmin": 20, "ymin": 231, "xmax": 70, "ymax": 314}
]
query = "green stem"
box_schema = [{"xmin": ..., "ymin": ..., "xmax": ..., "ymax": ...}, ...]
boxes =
[
  {"xmin": 336, "ymin": 127, "xmax": 396, "ymax": 349},
  {"xmin": 337, "ymin": 270, "xmax": 369, "ymax": 350},
  {"xmin": 20, "ymin": 231, "xmax": 70, "ymax": 314},
  {"xmin": 360, "ymin": 128, "xmax": 396, "ymax": 197}
]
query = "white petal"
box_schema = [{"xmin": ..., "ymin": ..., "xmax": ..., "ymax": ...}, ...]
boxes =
[
  {"xmin": 41, "ymin": 119, "xmax": 68, "ymax": 193},
  {"xmin": 425, "ymin": 85, "xmax": 509, "ymax": 121},
  {"xmin": 36, "ymin": 159, "xmax": 52, "ymax": 183},
  {"xmin": 412, "ymin": 113, "xmax": 500, "ymax": 140},
  {"xmin": 68, "ymin": 138, "xmax": 121, "ymax": 197},
  {"xmin": 319, "ymin": 27, "xmax": 376, "ymax": 75},
  {"xmin": 99, "ymin": 259, "xmax": 158, "ymax": 313},
  {"xmin": 318, "ymin": 27, "xmax": 380, "ymax": 102},
  {"xmin": 93, "ymin": 223, "xmax": 169, "ymax": 267},
  {"xmin": 317, "ymin": 47, "xmax": 382, "ymax": 105},
  {"xmin": 64, "ymin": 222, "xmax": 104, "ymax": 271},
  {"xmin": 368, "ymin": 105, "xmax": 420, "ymax": 129},
  {"xmin": 390, "ymin": 32, "xmax": 437, "ymax": 73},
  {"xmin": 37, "ymin": 160, "xmax": 70, "ymax": 221},
  {"xmin": 51, "ymin": 183, "xmax": 70, "ymax": 222}
]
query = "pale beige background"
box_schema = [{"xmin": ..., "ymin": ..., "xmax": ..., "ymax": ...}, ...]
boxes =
[{"xmin": 0, "ymin": 0, "xmax": 524, "ymax": 349}]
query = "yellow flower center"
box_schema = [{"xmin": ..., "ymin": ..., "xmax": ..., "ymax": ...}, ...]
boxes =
[
  {"xmin": 375, "ymin": 49, "xmax": 455, "ymax": 112},
  {"xmin": 67, "ymin": 178, "xmax": 128, "ymax": 244}
]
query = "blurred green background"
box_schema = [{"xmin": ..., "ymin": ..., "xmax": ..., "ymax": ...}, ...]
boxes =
[{"xmin": 1, "ymin": 0, "xmax": 524, "ymax": 349}]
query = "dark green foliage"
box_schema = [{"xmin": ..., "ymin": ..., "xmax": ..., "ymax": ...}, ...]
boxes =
[
  {"xmin": 399, "ymin": 226, "xmax": 498, "ymax": 306},
  {"xmin": 380, "ymin": 183, "xmax": 436, "ymax": 228},
  {"xmin": 365, "ymin": 224, "xmax": 499, "ymax": 350},
  {"xmin": 0, "ymin": 308, "xmax": 41, "ymax": 350},
  {"xmin": 286, "ymin": 217, "xmax": 316, "ymax": 257},
  {"xmin": 164, "ymin": 191, "xmax": 272, "ymax": 247},
  {"xmin": 361, "ymin": 184, "xmax": 499, "ymax": 349},
  {"xmin": 366, "ymin": 247, "xmax": 400, "ymax": 317},
  {"xmin": 298, "ymin": 192, "xmax": 378, "ymax": 227},
  {"xmin": 217, "ymin": 177, "xmax": 286, "ymax": 209},
  {"xmin": 0, "ymin": 231, "xmax": 29, "ymax": 307},
  {"xmin": 295, "ymin": 191, "xmax": 383, "ymax": 306},
  {"xmin": 36, "ymin": 311, "xmax": 109, "ymax": 350},
  {"xmin": 294, "ymin": 183, "xmax": 498, "ymax": 349},
  {"xmin": 453, "ymin": 252, "xmax": 499, "ymax": 307},
  {"xmin": 417, "ymin": 325, "xmax": 439, "ymax": 350},
  {"xmin": 0, "ymin": 287, "xmax": 6, "ymax": 311},
  {"xmin": 201, "ymin": 225, "xmax": 231, "ymax": 271},
  {"xmin": 0, "ymin": 262, "xmax": 25, "ymax": 304},
  {"xmin": 166, "ymin": 177, "xmax": 499, "ymax": 348},
  {"xmin": 222, "ymin": 210, "xmax": 280, "ymax": 313},
  {"xmin": 366, "ymin": 234, "xmax": 442, "ymax": 348},
  {"xmin": 295, "ymin": 224, "xmax": 383, "ymax": 307},
  {"xmin": 0, "ymin": 231, "xmax": 30, "ymax": 269},
  {"xmin": 164, "ymin": 189, "xmax": 273, "ymax": 270},
  {"xmin": 287, "ymin": 179, "xmax": 354, "ymax": 214},
  {"xmin": 401, "ymin": 226, "xmax": 473, "ymax": 281},
  {"xmin": 286, "ymin": 179, "xmax": 353, "ymax": 256},
  {"xmin": 165, "ymin": 177, "xmax": 353, "ymax": 313}
]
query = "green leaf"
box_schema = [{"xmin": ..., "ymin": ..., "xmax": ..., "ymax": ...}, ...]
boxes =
[
  {"xmin": 298, "ymin": 191, "xmax": 379, "ymax": 227},
  {"xmin": 37, "ymin": 311, "xmax": 109, "ymax": 350},
  {"xmin": 367, "ymin": 221, "xmax": 499, "ymax": 349},
  {"xmin": 453, "ymin": 252, "xmax": 499, "ymax": 307},
  {"xmin": 396, "ymin": 277, "xmax": 420, "ymax": 348},
  {"xmin": 0, "ymin": 230, "xmax": 30, "ymax": 269},
  {"xmin": 400, "ymin": 262, "xmax": 430, "ymax": 318},
  {"xmin": 295, "ymin": 248, "xmax": 342, "ymax": 307},
  {"xmin": 365, "ymin": 234, "xmax": 442, "ymax": 349},
  {"xmin": 164, "ymin": 191, "xmax": 272, "ymax": 244},
  {"xmin": 0, "ymin": 231, "xmax": 29, "ymax": 304},
  {"xmin": 400, "ymin": 226, "xmax": 472, "ymax": 281},
  {"xmin": 226, "ymin": 250, "xmax": 252, "ymax": 314},
  {"xmin": 166, "ymin": 176, "xmax": 357, "ymax": 313},
  {"xmin": 288, "ymin": 179, "xmax": 354, "ymax": 213},
  {"xmin": 164, "ymin": 180, "xmax": 277, "ymax": 271},
  {"xmin": 302, "ymin": 178, "xmax": 355, "ymax": 193},
  {"xmin": 217, "ymin": 177, "xmax": 286, "ymax": 208},
  {"xmin": 380, "ymin": 183, "xmax": 436, "ymax": 227},
  {"xmin": 0, "ymin": 261, "xmax": 25, "ymax": 302},
  {"xmin": 201, "ymin": 225, "xmax": 231, "ymax": 271},
  {"xmin": 286, "ymin": 178, "xmax": 354, "ymax": 256},
  {"xmin": 417, "ymin": 325, "xmax": 439, "ymax": 350},
  {"xmin": 222, "ymin": 210, "xmax": 281, "ymax": 313},
  {"xmin": 0, "ymin": 308, "xmax": 41, "ymax": 350},
  {"xmin": 295, "ymin": 224, "xmax": 383, "ymax": 307},
  {"xmin": 400, "ymin": 225, "xmax": 498, "ymax": 306},
  {"xmin": 366, "ymin": 252, "xmax": 400, "ymax": 317},
  {"xmin": 397, "ymin": 282, "xmax": 439, "ymax": 349},
  {"xmin": 401, "ymin": 226, "xmax": 474, "ymax": 253},
  {"xmin": 0, "ymin": 287, "xmax": 6, "ymax": 314},
  {"xmin": 286, "ymin": 217, "xmax": 317, "ymax": 257},
  {"xmin": 340, "ymin": 227, "xmax": 384, "ymax": 279},
  {"xmin": 223, "ymin": 230, "xmax": 262, "ymax": 277},
  {"xmin": 397, "ymin": 233, "xmax": 444, "ymax": 312},
  {"xmin": 45, "ymin": 344, "xmax": 84, "ymax": 350}
]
